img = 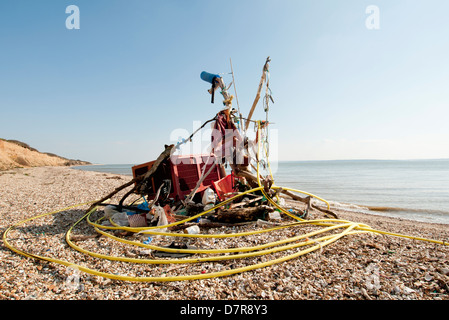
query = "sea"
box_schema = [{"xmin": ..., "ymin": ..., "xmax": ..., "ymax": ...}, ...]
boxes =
[{"xmin": 72, "ymin": 159, "xmax": 449, "ymax": 225}]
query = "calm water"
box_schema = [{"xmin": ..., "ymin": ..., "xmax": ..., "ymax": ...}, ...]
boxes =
[{"xmin": 73, "ymin": 159, "xmax": 449, "ymax": 224}]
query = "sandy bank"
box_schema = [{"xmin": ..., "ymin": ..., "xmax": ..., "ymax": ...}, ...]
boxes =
[{"xmin": 0, "ymin": 139, "xmax": 90, "ymax": 171}]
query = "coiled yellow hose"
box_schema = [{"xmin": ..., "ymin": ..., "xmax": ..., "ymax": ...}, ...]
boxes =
[{"xmin": 3, "ymin": 121, "xmax": 448, "ymax": 282}]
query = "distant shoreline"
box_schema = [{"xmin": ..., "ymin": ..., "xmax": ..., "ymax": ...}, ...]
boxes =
[{"xmin": 0, "ymin": 138, "xmax": 91, "ymax": 171}]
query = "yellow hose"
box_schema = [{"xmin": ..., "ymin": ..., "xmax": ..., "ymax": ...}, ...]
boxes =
[{"xmin": 3, "ymin": 121, "xmax": 448, "ymax": 282}]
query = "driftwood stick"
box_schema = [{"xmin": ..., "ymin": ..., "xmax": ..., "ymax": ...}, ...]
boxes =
[
  {"xmin": 279, "ymin": 189, "xmax": 338, "ymax": 219},
  {"xmin": 216, "ymin": 205, "xmax": 274, "ymax": 223},
  {"xmin": 230, "ymin": 165, "xmax": 260, "ymax": 188},
  {"xmin": 245, "ymin": 57, "xmax": 271, "ymax": 130},
  {"xmin": 86, "ymin": 179, "xmax": 137, "ymax": 213},
  {"xmin": 118, "ymin": 186, "xmax": 139, "ymax": 209},
  {"xmin": 231, "ymin": 166, "xmax": 339, "ymax": 219},
  {"xmin": 86, "ymin": 144, "xmax": 175, "ymax": 213},
  {"xmin": 137, "ymin": 144, "xmax": 175, "ymax": 192},
  {"xmin": 230, "ymin": 196, "xmax": 263, "ymax": 209},
  {"xmin": 310, "ymin": 204, "xmax": 339, "ymax": 219},
  {"xmin": 121, "ymin": 144, "xmax": 175, "ymax": 200},
  {"xmin": 279, "ymin": 189, "xmax": 309, "ymax": 205}
]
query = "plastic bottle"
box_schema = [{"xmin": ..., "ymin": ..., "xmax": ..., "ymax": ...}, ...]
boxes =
[
  {"xmin": 202, "ymin": 188, "xmax": 216, "ymax": 205},
  {"xmin": 202, "ymin": 188, "xmax": 216, "ymax": 213}
]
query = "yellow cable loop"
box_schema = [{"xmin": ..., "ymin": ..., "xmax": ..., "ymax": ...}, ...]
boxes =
[
  {"xmin": 254, "ymin": 120, "xmax": 448, "ymax": 246},
  {"xmin": 3, "ymin": 121, "xmax": 448, "ymax": 283}
]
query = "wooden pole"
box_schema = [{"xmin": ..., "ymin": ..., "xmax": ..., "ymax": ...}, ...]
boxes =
[
  {"xmin": 85, "ymin": 144, "xmax": 175, "ymax": 213},
  {"xmin": 245, "ymin": 57, "xmax": 271, "ymax": 131}
]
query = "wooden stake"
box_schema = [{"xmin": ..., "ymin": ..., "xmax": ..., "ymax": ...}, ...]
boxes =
[
  {"xmin": 86, "ymin": 144, "xmax": 175, "ymax": 213},
  {"xmin": 245, "ymin": 57, "xmax": 271, "ymax": 130}
]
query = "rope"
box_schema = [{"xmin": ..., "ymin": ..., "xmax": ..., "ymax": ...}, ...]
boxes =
[{"xmin": 230, "ymin": 58, "xmax": 244, "ymax": 132}]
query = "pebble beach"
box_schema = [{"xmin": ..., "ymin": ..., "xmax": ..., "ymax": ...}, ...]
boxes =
[{"xmin": 1, "ymin": 166, "xmax": 448, "ymax": 301}]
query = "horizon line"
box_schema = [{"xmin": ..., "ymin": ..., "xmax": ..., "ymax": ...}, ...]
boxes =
[{"xmin": 79, "ymin": 157, "xmax": 449, "ymax": 166}]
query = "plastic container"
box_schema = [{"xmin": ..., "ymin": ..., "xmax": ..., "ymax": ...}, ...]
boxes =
[
  {"xmin": 200, "ymin": 71, "xmax": 220, "ymax": 84},
  {"xmin": 202, "ymin": 187, "xmax": 216, "ymax": 205},
  {"xmin": 111, "ymin": 212, "xmax": 130, "ymax": 227},
  {"xmin": 268, "ymin": 211, "xmax": 282, "ymax": 220},
  {"xmin": 104, "ymin": 205, "xmax": 120, "ymax": 218},
  {"xmin": 184, "ymin": 225, "xmax": 200, "ymax": 234}
]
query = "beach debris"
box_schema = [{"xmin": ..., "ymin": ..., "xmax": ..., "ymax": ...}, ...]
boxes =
[
  {"xmin": 104, "ymin": 205, "xmax": 120, "ymax": 218},
  {"xmin": 202, "ymin": 188, "xmax": 216, "ymax": 213},
  {"xmin": 268, "ymin": 211, "xmax": 282, "ymax": 221},
  {"xmin": 145, "ymin": 205, "xmax": 169, "ymax": 233},
  {"xmin": 127, "ymin": 212, "xmax": 147, "ymax": 228},
  {"xmin": 111, "ymin": 212, "xmax": 129, "ymax": 227},
  {"xmin": 184, "ymin": 225, "xmax": 200, "ymax": 235},
  {"xmin": 79, "ymin": 56, "xmax": 339, "ymax": 231},
  {"xmin": 215, "ymin": 205, "xmax": 274, "ymax": 223},
  {"xmin": 3, "ymin": 57, "xmax": 448, "ymax": 292}
]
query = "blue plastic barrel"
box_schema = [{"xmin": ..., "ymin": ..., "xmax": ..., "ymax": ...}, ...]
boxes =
[{"xmin": 200, "ymin": 71, "xmax": 221, "ymax": 84}]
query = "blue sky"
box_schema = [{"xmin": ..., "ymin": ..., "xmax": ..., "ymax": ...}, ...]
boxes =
[{"xmin": 1, "ymin": 0, "xmax": 448, "ymax": 164}]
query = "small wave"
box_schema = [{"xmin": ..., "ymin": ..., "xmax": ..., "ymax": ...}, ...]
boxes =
[
  {"xmin": 314, "ymin": 200, "xmax": 371, "ymax": 213},
  {"xmin": 313, "ymin": 199, "xmax": 449, "ymax": 216},
  {"xmin": 365, "ymin": 205, "xmax": 449, "ymax": 216},
  {"xmin": 313, "ymin": 200, "xmax": 449, "ymax": 223}
]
